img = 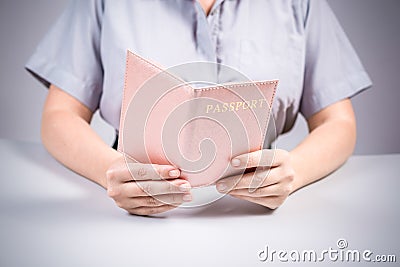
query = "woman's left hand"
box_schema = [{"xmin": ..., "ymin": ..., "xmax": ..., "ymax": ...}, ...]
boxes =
[{"xmin": 216, "ymin": 149, "xmax": 296, "ymax": 209}]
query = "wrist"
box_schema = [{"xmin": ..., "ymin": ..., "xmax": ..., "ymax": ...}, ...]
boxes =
[
  {"xmin": 101, "ymin": 148, "xmax": 123, "ymax": 189},
  {"xmin": 288, "ymin": 150, "xmax": 306, "ymax": 193}
]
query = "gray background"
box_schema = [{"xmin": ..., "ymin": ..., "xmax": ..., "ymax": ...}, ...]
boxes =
[{"xmin": 0, "ymin": 0, "xmax": 399, "ymax": 155}]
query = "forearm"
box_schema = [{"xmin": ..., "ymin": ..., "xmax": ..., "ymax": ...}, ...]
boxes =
[
  {"xmin": 289, "ymin": 117, "xmax": 356, "ymax": 192},
  {"xmin": 42, "ymin": 110, "xmax": 120, "ymax": 188}
]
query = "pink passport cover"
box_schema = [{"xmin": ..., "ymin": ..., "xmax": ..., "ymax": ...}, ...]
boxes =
[{"xmin": 118, "ymin": 51, "xmax": 278, "ymax": 187}]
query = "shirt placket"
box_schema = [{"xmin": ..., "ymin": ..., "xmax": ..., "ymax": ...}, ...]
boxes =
[
  {"xmin": 207, "ymin": 5, "xmax": 222, "ymax": 65},
  {"xmin": 194, "ymin": 0, "xmax": 224, "ymax": 63}
]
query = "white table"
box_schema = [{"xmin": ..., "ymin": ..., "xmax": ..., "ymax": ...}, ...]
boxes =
[{"xmin": 0, "ymin": 139, "xmax": 398, "ymax": 266}]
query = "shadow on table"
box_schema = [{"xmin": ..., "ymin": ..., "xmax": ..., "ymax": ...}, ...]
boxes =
[
  {"xmin": 149, "ymin": 195, "xmax": 274, "ymax": 219},
  {"xmin": 3, "ymin": 194, "xmax": 273, "ymax": 225}
]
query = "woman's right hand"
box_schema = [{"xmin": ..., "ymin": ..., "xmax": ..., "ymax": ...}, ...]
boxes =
[{"xmin": 106, "ymin": 156, "xmax": 192, "ymax": 216}]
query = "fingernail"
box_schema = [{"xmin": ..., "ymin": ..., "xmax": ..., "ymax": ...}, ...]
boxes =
[
  {"xmin": 183, "ymin": 194, "xmax": 192, "ymax": 202},
  {"xmin": 231, "ymin": 158, "xmax": 241, "ymax": 167},
  {"xmin": 169, "ymin": 169, "xmax": 180, "ymax": 177},
  {"xmin": 217, "ymin": 182, "xmax": 227, "ymax": 192},
  {"xmin": 179, "ymin": 183, "xmax": 191, "ymax": 192}
]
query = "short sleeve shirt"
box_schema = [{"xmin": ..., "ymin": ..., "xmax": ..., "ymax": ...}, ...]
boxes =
[{"xmin": 25, "ymin": 0, "xmax": 372, "ymax": 143}]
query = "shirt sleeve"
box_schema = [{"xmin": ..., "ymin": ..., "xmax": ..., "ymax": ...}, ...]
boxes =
[
  {"xmin": 25, "ymin": 0, "xmax": 104, "ymax": 111},
  {"xmin": 300, "ymin": 0, "xmax": 372, "ymax": 119}
]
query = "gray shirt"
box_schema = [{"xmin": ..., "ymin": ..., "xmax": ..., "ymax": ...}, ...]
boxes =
[{"xmin": 26, "ymin": 0, "xmax": 372, "ymax": 139}]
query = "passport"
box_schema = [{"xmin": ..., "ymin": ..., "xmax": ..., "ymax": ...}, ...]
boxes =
[{"xmin": 118, "ymin": 51, "xmax": 278, "ymax": 187}]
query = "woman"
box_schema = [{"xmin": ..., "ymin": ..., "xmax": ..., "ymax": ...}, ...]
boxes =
[{"xmin": 26, "ymin": 0, "xmax": 372, "ymax": 215}]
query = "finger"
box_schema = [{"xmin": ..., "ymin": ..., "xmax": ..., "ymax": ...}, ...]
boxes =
[
  {"xmin": 128, "ymin": 204, "xmax": 178, "ymax": 216},
  {"xmin": 107, "ymin": 179, "xmax": 190, "ymax": 199},
  {"xmin": 107, "ymin": 162, "xmax": 180, "ymax": 183},
  {"xmin": 126, "ymin": 162, "xmax": 181, "ymax": 181},
  {"xmin": 216, "ymin": 167, "xmax": 281, "ymax": 193},
  {"xmin": 248, "ymin": 166, "xmax": 284, "ymax": 191},
  {"xmin": 228, "ymin": 183, "xmax": 283, "ymax": 198},
  {"xmin": 231, "ymin": 149, "xmax": 288, "ymax": 169},
  {"xmin": 125, "ymin": 193, "xmax": 192, "ymax": 209},
  {"xmin": 229, "ymin": 194, "xmax": 284, "ymax": 210},
  {"xmin": 135, "ymin": 179, "xmax": 191, "ymax": 196}
]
